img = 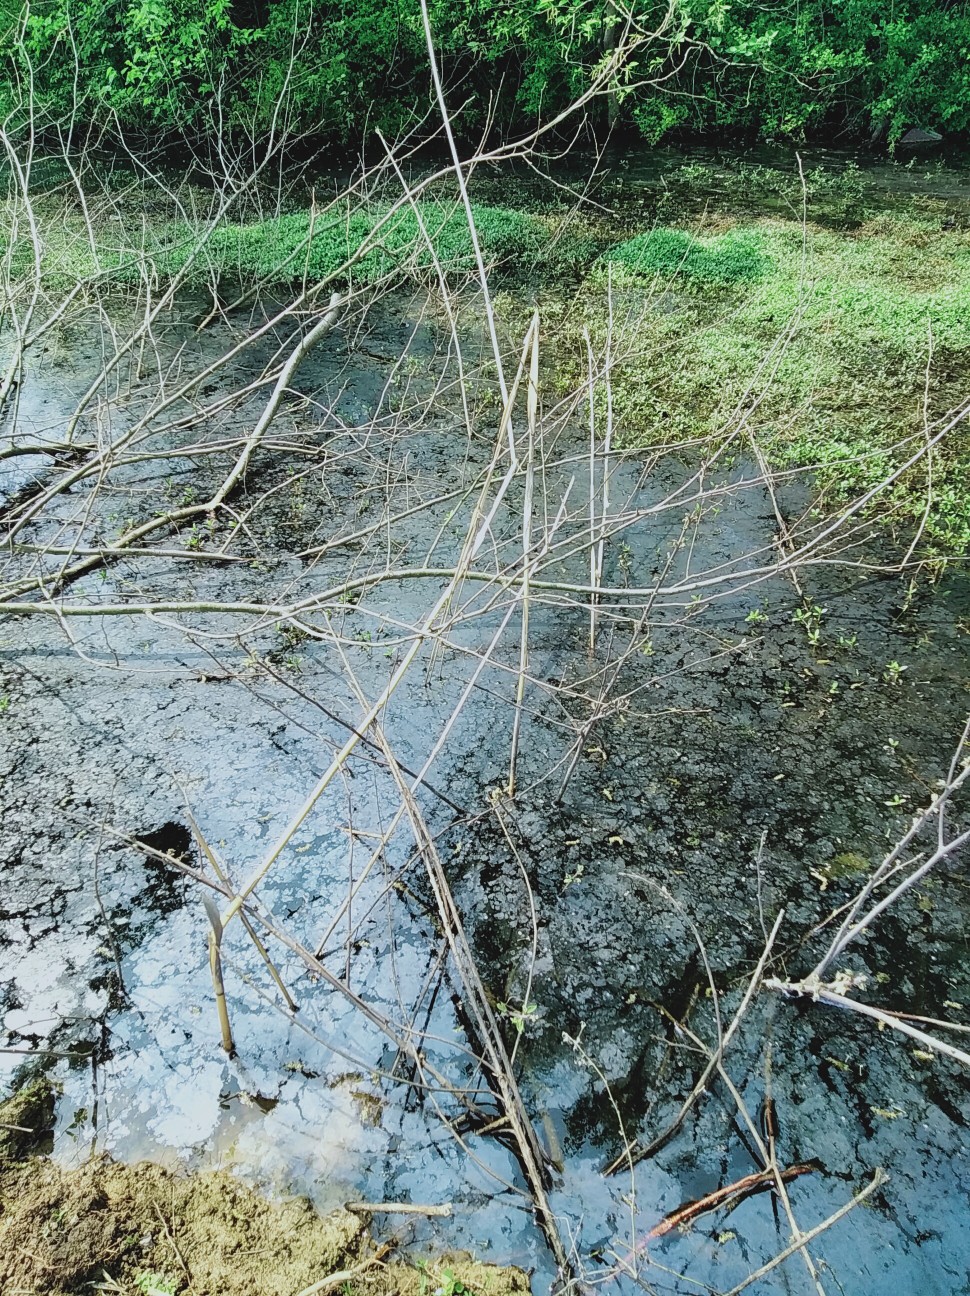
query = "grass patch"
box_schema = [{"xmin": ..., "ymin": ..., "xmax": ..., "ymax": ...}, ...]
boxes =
[
  {"xmin": 175, "ymin": 201, "xmax": 549, "ymax": 288},
  {"xmin": 536, "ymin": 212, "xmax": 970, "ymax": 557},
  {"xmin": 603, "ymin": 227, "xmax": 771, "ymax": 285},
  {"xmin": 1, "ymin": 196, "xmax": 550, "ymax": 291}
]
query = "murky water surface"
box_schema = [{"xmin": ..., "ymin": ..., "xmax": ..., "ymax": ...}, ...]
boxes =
[{"xmin": 2, "ymin": 148, "xmax": 970, "ymax": 1294}]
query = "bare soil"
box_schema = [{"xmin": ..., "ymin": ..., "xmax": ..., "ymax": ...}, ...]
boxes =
[{"xmin": 0, "ymin": 1082, "xmax": 528, "ymax": 1296}]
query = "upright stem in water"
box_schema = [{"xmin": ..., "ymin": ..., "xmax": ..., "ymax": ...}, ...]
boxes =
[
  {"xmin": 508, "ymin": 310, "xmax": 539, "ymax": 797},
  {"xmin": 204, "ymin": 895, "xmax": 235, "ymax": 1056}
]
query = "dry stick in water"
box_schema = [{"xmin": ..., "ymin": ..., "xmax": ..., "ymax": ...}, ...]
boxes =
[
  {"xmin": 119, "ymin": 833, "xmax": 495, "ymax": 1114},
  {"xmin": 645, "ymin": 996, "xmax": 827, "ymax": 1295},
  {"xmin": 213, "ymin": 321, "xmax": 535, "ymax": 940},
  {"xmin": 594, "ymin": 270, "xmax": 614, "ymax": 641},
  {"xmin": 305, "ymin": 630, "xmax": 564, "ymax": 1223},
  {"xmin": 307, "ymin": 473, "xmax": 573, "ymax": 987},
  {"xmin": 0, "ymin": 292, "xmax": 346, "ymax": 602},
  {"xmin": 189, "ymin": 810, "xmax": 299, "ymax": 1015},
  {"xmin": 143, "ymin": 846, "xmax": 502, "ymax": 1125},
  {"xmin": 310, "ymin": 602, "xmax": 523, "ymax": 961},
  {"xmin": 811, "ymin": 717, "xmax": 970, "ymax": 980},
  {"xmin": 344, "ymin": 1201, "xmax": 452, "ymax": 1217},
  {"xmin": 508, "ymin": 310, "xmax": 539, "ymax": 796},
  {"xmin": 213, "ymin": 291, "xmax": 345, "ymax": 505},
  {"xmin": 643, "ymin": 1164, "xmax": 814, "ymax": 1243},
  {"xmin": 580, "ymin": 300, "xmax": 616, "ymax": 655},
  {"xmin": 604, "ymin": 909, "xmax": 785, "ymax": 1175},
  {"xmin": 359, "ymin": 719, "xmax": 576, "ymax": 1289},
  {"xmin": 614, "ymin": 872, "xmax": 826, "ymax": 1294},
  {"xmin": 768, "ymin": 719, "xmax": 970, "ymax": 1067},
  {"xmin": 13, "ymin": 425, "xmax": 970, "ymax": 623},
  {"xmin": 0, "ymin": 167, "xmax": 310, "ymax": 546},
  {"xmin": 585, "ymin": 327, "xmax": 598, "ymax": 653},
  {"xmin": 764, "ymin": 980, "xmax": 970, "ymax": 1070}
]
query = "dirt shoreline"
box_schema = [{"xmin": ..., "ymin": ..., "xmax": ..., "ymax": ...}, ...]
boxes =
[{"xmin": 0, "ymin": 1082, "xmax": 528, "ymax": 1296}]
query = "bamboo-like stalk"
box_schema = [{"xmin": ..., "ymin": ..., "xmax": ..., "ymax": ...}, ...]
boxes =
[
  {"xmin": 595, "ymin": 270, "xmax": 614, "ymax": 618},
  {"xmin": 585, "ymin": 327, "xmax": 598, "ymax": 654},
  {"xmin": 508, "ymin": 310, "xmax": 539, "ymax": 797},
  {"xmin": 203, "ymin": 895, "xmax": 235, "ymax": 1056},
  {"xmin": 191, "ymin": 812, "xmax": 299, "ymax": 1018}
]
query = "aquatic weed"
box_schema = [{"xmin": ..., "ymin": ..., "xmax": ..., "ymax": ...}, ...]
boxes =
[{"xmin": 603, "ymin": 227, "xmax": 770, "ymax": 285}]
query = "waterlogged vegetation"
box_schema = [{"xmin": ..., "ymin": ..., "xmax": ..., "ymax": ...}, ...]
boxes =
[
  {"xmin": 594, "ymin": 210, "xmax": 970, "ymax": 555},
  {"xmin": 526, "ymin": 174, "xmax": 970, "ymax": 557},
  {"xmin": 6, "ymin": 157, "xmax": 970, "ymax": 555}
]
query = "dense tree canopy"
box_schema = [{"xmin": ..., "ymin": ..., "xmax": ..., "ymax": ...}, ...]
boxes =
[{"xmin": 3, "ymin": 0, "xmax": 970, "ymax": 149}]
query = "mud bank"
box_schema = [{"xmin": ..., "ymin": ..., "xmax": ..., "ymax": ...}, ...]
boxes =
[{"xmin": 0, "ymin": 1082, "xmax": 528, "ymax": 1296}]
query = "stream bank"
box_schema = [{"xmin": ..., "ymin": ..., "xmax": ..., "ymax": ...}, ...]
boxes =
[{"xmin": 0, "ymin": 1081, "xmax": 528, "ymax": 1296}]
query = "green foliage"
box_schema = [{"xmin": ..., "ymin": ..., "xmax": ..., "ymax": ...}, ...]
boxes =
[
  {"xmin": 134, "ymin": 1273, "xmax": 178, "ymax": 1296},
  {"xmin": 604, "ymin": 227, "xmax": 770, "ymax": 284},
  {"xmin": 662, "ymin": 0, "xmax": 970, "ymax": 142},
  {"xmin": 416, "ymin": 1260, "xmax": 471, "ymax": 1296},
  {"xmin": 535, "ymin": 209, "xmax": 970, "ymax": 558},
  {"xmin": 632, "ymin": 95, "xmax": 690, "ymax": 145},
  {"xmin": 496, "ymin": 999, "xmax": 539, "ymax": 1034},
  {"xmin": 15, "ymin": 0, "xmax": 254, "ymax": 131},
  {"xmin": 8, "ymin": 0, "xmax": 602, "ymax": 142},
  {"xmin": 8, "ymin": 0, "xmax": 970, "ymax": 148}
]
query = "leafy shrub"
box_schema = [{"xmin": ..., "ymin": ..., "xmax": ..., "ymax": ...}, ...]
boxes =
[{"xmin": 12, "ymin": 0, "xmax": 970, "ymax": 150}]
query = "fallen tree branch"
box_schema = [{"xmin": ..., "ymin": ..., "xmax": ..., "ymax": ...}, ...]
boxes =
[
  {"xmin": 720, "ymin": 1169, "xmax": 887, "ymax": 1296},
  {"xmin": 641, "ymin": 1163, "xmax": 813, "ymax": 1243},
  {"xmin": 765, "ymin": 977, "xmax": 970, "ymax": 1069}
]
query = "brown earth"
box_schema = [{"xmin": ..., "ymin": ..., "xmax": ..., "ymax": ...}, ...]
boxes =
[{"xmin": 0, "ymin": 1081, "xmax": 529, "ymax": 1296}]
